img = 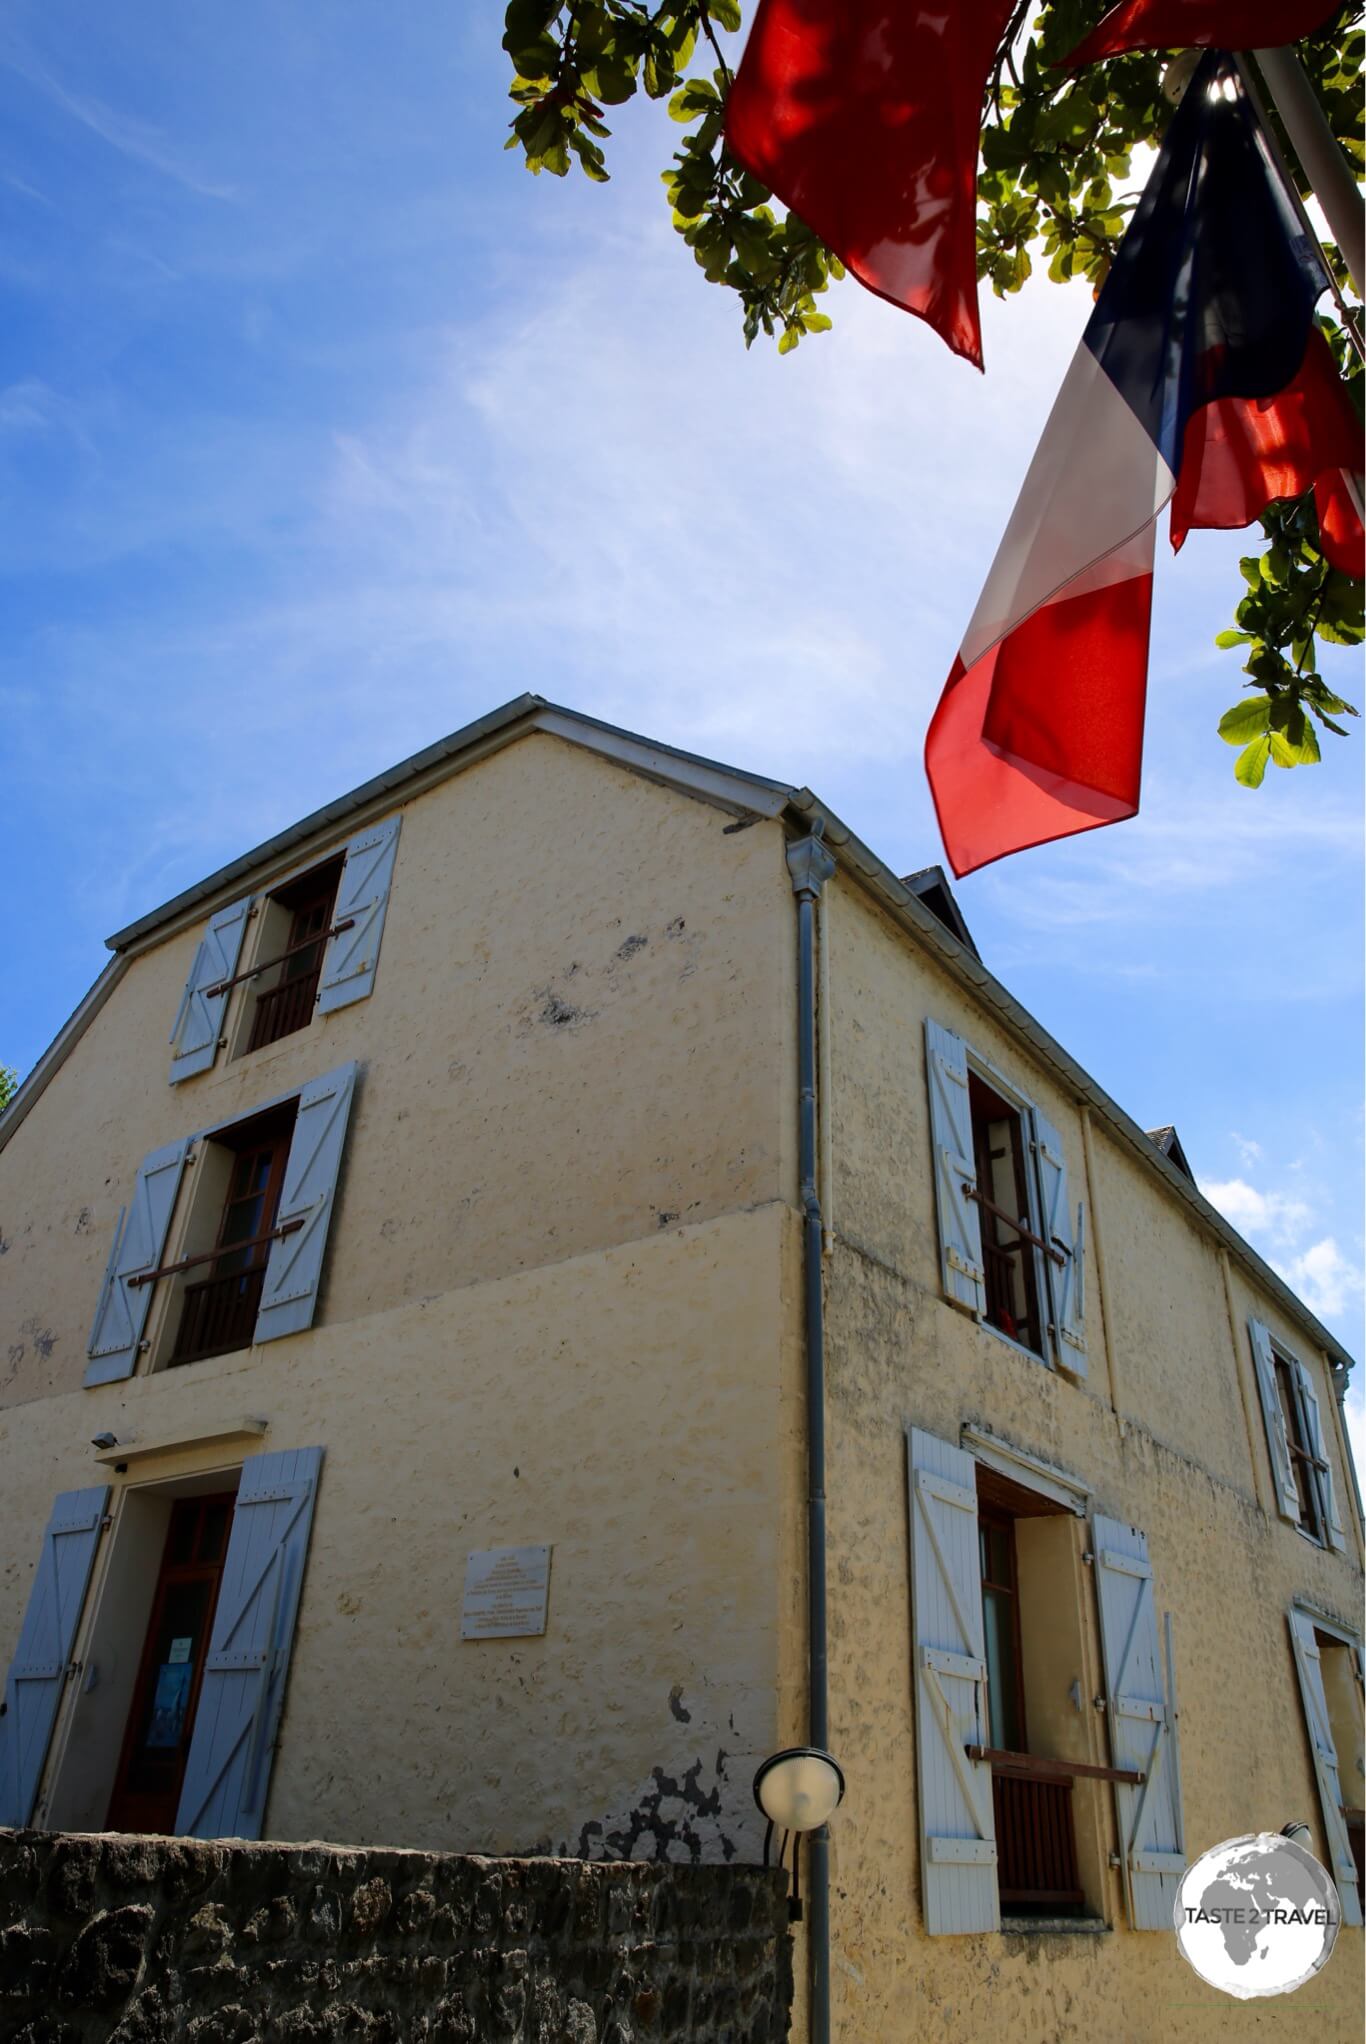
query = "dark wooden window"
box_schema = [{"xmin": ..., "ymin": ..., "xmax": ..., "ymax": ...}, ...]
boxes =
[
  {"xmin": 969, "ymin": 1072, "xmax": 1043, "ymax": 1354},
  {"xmin": 248, "ymin": 861, "xmax": 342, "ymax": 1053},
  {"xmin": 978, "ymin": 1497, "xmax": 1084, "ymax": 1914},
  {"xmin": 1275, "ymin": 1356, "xmax": 1325, "ymax": 1541},
  {"xmin": 107, "ymin": 1492, "xmax": 237, "ymax": 1834},
  {"xmin": 979, "ymin": 1504, "xmax": 1026, "ymax": 1754},
  {"xmin": 169, "ymin": 1109, "xmax": 294, "ymax": 1367}
]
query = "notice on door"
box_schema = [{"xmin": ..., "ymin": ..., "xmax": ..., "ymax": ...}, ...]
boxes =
[{"xmin": 460, "ymin": 1545, "xmax": 552, "ymax": 1640}]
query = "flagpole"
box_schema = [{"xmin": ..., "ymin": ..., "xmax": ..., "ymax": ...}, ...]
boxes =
[
  {"xmin": 1231, "ymin": 53, "xmax": 1365, "ymax": 364},
  {"xmin": 1252, "ymin": 46, "xmax": 1365, "ymax": 303}
]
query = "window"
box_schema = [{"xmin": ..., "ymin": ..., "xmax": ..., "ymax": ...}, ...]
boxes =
[
  {"xmin": 83, "ymin": 1062, "xmax": 359, "ymax": 1388},
  {"xmin": 1288, "ymin": 1608, "xmax": 1365, "ymax": 1927},
  {"xmin": 908, "ymin": 1429, "xmax": 1180, "ymax": 1936},
  {"xmin": 167, "ymin": 1105, "xmax": 296, "ymax": 1367},
  {"xmin": 243, "ymin": 859, "xmax": 343, "ymax": 1054},
  {"xmin": 924, "ymin": 1019, "xmax": 1087, "ymax": 1376},
  {"xmin": 969, "ymin": 1072, "xmax": 1045, "ymax": 1355},
  {"xmin": 1274, "ymin": 1355, "xmax": 1324, "ymax": 1541},
  {"xmin": 1248, "ymin": 1320, "xmax": 1346, "ymax": 1551},
  {"xmin": 167, "ymin": 814, "xmax": 401, "ymax": 1085},
  {"xmin": 974, "ymin": 1475, "xmax": 1085, "ymax": 1917}
]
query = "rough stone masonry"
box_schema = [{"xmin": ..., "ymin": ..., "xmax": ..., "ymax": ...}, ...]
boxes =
[{"xmin": 0, "ymin": 1831, "xmax": 793, "ymax": 2043}]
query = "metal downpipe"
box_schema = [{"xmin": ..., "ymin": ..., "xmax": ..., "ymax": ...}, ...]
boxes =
[{"xmin": 787, "ymin": 827, "xmax": 837, "ymax": 2044}]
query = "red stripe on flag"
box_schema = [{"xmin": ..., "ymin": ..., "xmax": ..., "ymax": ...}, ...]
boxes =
[
  {"xmin": 725, "ymin": 0, "xmax": 1017, "ymax": 367},
  {"xmin": 1064, "ymin": 1, "xmax": 1341, "ymax": 68},
  {"xmin": 925, "ymin": 574, "xmax": 1152, "ymax": 878},
  {"xmin": 1170, "ymin": 328, "xmax": 1364, "ymax": 559},
  {"xmin": 1316, "ymin": 468, "xmax": 1366, "ymax": 580}
]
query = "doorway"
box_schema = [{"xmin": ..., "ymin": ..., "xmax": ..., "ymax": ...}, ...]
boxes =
[{"xmin": 106, "ymin": 1492, "xmax": 235, "ymax": 1834}]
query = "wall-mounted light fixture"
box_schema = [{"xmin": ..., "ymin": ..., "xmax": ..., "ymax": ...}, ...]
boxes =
[{"xmin": 753, "ymin": 1746, "xmax": 845, "ymax": 1922}]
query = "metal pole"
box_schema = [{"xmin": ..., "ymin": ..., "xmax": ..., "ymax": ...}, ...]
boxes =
[
  {"xmin": 1233, "ymin": 53, "xmax": 1365, "ymax": 362},
  {"xmin": 787, "ymin": 826, "xmax": 836, "ymax": 2044},
  {"xmin": 1254, "ymin": 45, "xmax": 1365, "ymax": 301}
]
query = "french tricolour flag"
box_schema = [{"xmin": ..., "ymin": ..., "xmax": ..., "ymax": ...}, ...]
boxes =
[{"xmin": 925, "ymin": 50, "xmax": 1363, "ymax": 878}]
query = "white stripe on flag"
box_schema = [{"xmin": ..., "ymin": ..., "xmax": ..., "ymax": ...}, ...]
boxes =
[{"xmin": 961, "ymin": 344, "xmax": 1178, "ymax": 670}]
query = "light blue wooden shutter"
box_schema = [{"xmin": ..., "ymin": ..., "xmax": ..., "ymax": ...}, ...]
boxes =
[
  {"xmin": 1248, "ymin": 1320, "xmax": 1300, "ymax": 1523},
  {"xmin": 1092, "ymin": 1516, "xmax": 1186, "ymax": 1928},
  {"xmin": 175, "ymin": 1448, "xmax": 323, "ymax": 1840},
  {"xmin": 169, "ymin": 896, "xmax": 253, "ymax": 1083},
  {"xmin": 924, "ymin": 1022, "xmax": 986, "ymax": 1318},
  {"xmin": 1295, "ymin": 1364, "xmax": 1347, "ymax": 1553},
  {"xmin": 316, "ymin": 815, "xmax": 401, "ymax": 1015},
  {"xmin": 907, "ymin": 1427, "xmax": 998, "ymax": 1934},
  {"xmin": 1030, "ymin": 1110, "xmax": 1087, "ymax": 1377},
  {"xmin": 84, "ymin": 1139, "xmax": 191, "ymax": 1386},
  {"xmin": 1287, "ymin": 1610, "xmax": 1363, "ymax": 1925},
  {"xmin": 253, "ymin": 1064, "xmax": 357, "ymax": 1345},
  {"xmin": 0, "ymin": 1486, "xmax": 108, "ymax": 1827}
]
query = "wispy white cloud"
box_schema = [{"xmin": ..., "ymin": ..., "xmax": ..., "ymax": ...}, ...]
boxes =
[
  {"xmin": 3, "ymin": 46, "xmax": 237, "ymax": 200},
  {"xmin": 1230, "ymin": 1132, "xmax": 1263, "ymax": 1168},
  {"xmin": 1275, "ymin": 1237, "xmax": 1364, "ymax": 1321},
  {"xmin": 1201, "ymin": 1176, "xmax": 1315, "ymax": 1248}
]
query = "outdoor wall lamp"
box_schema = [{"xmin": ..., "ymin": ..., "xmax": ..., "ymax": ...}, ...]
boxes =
[{"xmin": 754, "ymin": 1747, "xmax": 846, "ymax": 1922}]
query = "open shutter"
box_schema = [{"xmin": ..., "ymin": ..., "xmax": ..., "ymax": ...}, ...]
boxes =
[
  {"xmin": 1248, "ymin": 1320, "xmax": 1300, "ymax": 1524},
  {"xmin": 169, "ymin": 896, "xmax": 253, "ymax": 1083},
  {"xmin": 0, "ymin": 1487, "xmax": 108, "ymax": 1827},
  {"xmin": 84, "ymin": 1139, "xmax": 191, "ymax": 1386},
  {"xmin": 924, "ymin": 1021, "xmax": 986, "ymax": 1319},
  {"xmin": 1296, "ymin": 1364, "xmax": 1347, "ymax": 1553},
  {"xmin": 1092, "ymin": 1516, "xmax": 1185, "ymax": 1928},
  {"xmin": 907, "ymin": 1427, "xmax": 998, "ymax": 1934},
  {"xmin": 316, "ymin": 815, "xmax": 401, "ymax": 1015},
  {"xmin": 254, "ymin": 1064, "xmax": 357, "ymax": 1345},
  {"xmin": 1030, "ymin": 1110, "xmax": 1087, "ymax": 1377},
  {"xmin": 1288, "ymin": 1610, "xmax": 1363, "ymax": 1925},
  {"xmin": 175, "ymin": 1448, "xmax": 323, "ymax": 1840}
]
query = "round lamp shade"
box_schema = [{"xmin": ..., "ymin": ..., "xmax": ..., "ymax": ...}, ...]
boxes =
[{"xmin": 752, "ymin": 1747, "xmax": 845, "ymax": 1833}]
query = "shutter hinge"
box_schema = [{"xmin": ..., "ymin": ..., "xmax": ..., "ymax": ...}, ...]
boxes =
[
  {"xmin": 1093, "ymin": 1695, "xmax": 1108, "ymax": 1713},
  {"xmin": 1081, "ymin": 1550, "xmax": 1095, "ymax": 1565},
  {"xmin": 1108, "ymin": 1852, "xmax": 1123, "ymax": 1869}
]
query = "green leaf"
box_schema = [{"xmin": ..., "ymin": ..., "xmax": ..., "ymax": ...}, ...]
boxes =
[
  {"xmin": 1269, "ymin": 717, "xmax": 1322, "ymax": 767},
  {"xmin": 1217, "ymin": 696, "xmax": 1271, "ymax": 745},
  {"xmin": 1214, "ymin": 629, "xmax": 1253, "ymax": 649},
  {"xmin": 1234, "ymin": 734, "xmax": 1272, "ymax": 787},
  {"xmin": 777, "ymin": 325, "xmax": 800, "ymax": 355},
  {"xmin": 709, "ymin": 0, "xmax": 742, "ymax": 28}
]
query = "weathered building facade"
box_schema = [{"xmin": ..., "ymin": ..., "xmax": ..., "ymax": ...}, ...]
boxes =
[{"xmin": 1, "ymin": 697, "xmax": 1361, "ymax": 2040}]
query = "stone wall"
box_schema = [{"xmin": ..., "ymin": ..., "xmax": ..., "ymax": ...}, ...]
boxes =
[{"xmin": 0, "ymin": 1831, "xmax": 793, "ymax": 2043}]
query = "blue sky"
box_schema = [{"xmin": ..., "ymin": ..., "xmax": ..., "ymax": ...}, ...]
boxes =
[{"xmin": 2, "ymin": 4, "xmax": 1362, "ymax": 1451}]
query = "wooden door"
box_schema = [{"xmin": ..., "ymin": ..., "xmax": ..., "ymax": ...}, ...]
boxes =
[{"xmin": 106, "ymin": 1493, "xmax": 236, "ymax": 1834}]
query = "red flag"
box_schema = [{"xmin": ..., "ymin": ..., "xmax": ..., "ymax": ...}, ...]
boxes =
[
  {"xmin": 725, "ymin": 0, "xmax": 1017, "ymax": 367},
  {"xmin": 1170, "ymin": 329, "xmax": 1365, "ymax": 566},
  {"xmin": 1065, "ymin": 1, "xmax": 1342, "ymax": 68}
]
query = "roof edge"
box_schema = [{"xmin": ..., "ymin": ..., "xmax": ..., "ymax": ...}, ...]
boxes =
[
  {"xmin": 8, "ymin": 698, "xmax": 1354, "ymax": 1378},
  {"xmin": 779, "ymin": 785, "xmax": 1356, "ymax": 1380}
]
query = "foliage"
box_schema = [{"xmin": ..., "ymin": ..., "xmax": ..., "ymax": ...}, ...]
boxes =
[
  {"xmin": 502, "ymin": 1, "xmax": 1365, "ymax": 781},
  {"xmin": 0, "ymin": 1065, "xmax": 17, "ymax": 1114}
]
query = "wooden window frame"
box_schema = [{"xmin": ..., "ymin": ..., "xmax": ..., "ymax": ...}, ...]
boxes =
[
  {"xmin": 968, "ymin": 1068, "xmax": 1046, "ymax": 1360},
  {"xmin": 1274, "ymin": 1353, "xmax": 1327, "ymax": 1544},
  {"xmin": 167, "ymin": 1107, "xmax": 296, "ymax": 1368},
  {"xmin": 979, "ymin": 1500, "xmax": 1029, "ymax": 1758},
  {"xmin": 975, "ymin": 1486, "xmax": 1085, "ymax": 1914},
  {"xmin": 246, "ymin": 859, "xmax": 344, "ymax": 1055}
]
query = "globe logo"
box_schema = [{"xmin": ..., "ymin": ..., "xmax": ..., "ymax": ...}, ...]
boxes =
[{"xmin": 1174, "ymin": 1832, "xmax": 1342, "ymax": 1999}]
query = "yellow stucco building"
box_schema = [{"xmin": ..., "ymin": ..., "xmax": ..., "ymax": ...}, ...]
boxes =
[{"xmin": 1, "ymin": 698, "xmax": 1361, "ymax": 2040}]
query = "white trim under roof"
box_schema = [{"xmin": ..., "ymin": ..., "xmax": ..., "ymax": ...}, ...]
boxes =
[{"xmin": 960, "ymin": 1423, "xmax": 1090, "ymax": 1515}]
